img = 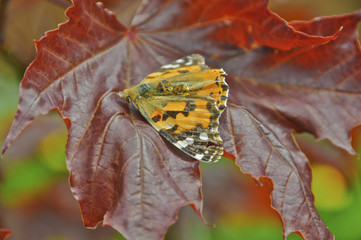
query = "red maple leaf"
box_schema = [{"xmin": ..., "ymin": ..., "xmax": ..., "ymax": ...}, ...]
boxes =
[{"xmin": 2, "ymin": 0, "xmax": 361, "ymax": 239}]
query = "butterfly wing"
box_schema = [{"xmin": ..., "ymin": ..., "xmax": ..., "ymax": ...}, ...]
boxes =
[
  {"xmin": 141, "ymin": 54, "xmax": 210, "ymax": 85},
  {"xmin": 141, "ymin": 54, "xmax": 229, "ymax": 113},
  {"xmin": 137, "ymin": 95, "xmax": 224, "ymax": 162},
  {"xmin": 126, "ymin": 54, "xmax": 229, "ymax": 162}
]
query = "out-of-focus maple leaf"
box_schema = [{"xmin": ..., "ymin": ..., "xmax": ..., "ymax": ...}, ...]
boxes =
[
  {"xmin": 2, "ymin": 0, "xmax": 68, "ymax": 65},
  {"xmin": 2, "ymin": 0, "xmax": 360, "ymax": 239},
  {"xmin": 0, "ymin": 229, "xmax": 11, "ymax": 240}
]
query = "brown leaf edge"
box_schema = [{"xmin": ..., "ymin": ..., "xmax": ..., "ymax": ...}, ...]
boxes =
[
  {"xmin": 221, "ymin": 104, "xmax": 334, "ymax": 240},
  {"xmin": 194, "ymin": 0, "xmax": 343, "ymax": 50}
]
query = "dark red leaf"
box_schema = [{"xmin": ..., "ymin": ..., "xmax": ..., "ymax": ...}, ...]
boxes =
[
  {"xmin": 185, "ymin": 0, "xmax": 342, "ymax": 50},
  {"xmin": 223, "ymin": 10, "xmax": 361, "ymax": 154},
  {"xmin": 220, "ymin": 105, "xmax": 332, "ymax": 239},
  {"xmin": 219, "ymin": 9, "xmax": 361, "ymax": 240},
  {"xmin": 3, "ymin": 1, "xmax": 204, "ymax": 239},
  {"xmin": 2, "ymin": 0, "xmax": 360, "ymax": 239}
]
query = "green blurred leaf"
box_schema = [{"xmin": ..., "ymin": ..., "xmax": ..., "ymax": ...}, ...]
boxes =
[
  {"xmin": 46, "ymin": 235, "xmax": 70, "ymax": 240},
  {"xmin": 0, "ymin": 53, "xmax": 19, "ymax": 119},
  {"xmin": 0, "ymin": 156, "xmax": 58, "ymax": 206},
  {"xmin": 287, "ymin": 233, "xmax": 304, "ymax": 240},
  {"xmin": 0, "ymin": 127, "xmax": 67, "ymax": 206},
  {"xmin": 110, "ymin": 232, "xmax": 126, "ymax": 240},
  {"xmin": 39, "ymin": 128, "xmax": 67, "ymax": 171},
  {"xmin": 312, "ymin": 164, "xmax": 350, "ymax": 210},
  {"xmin": 319, "ymin": 170, "xmax": 361, "ymax": 240},
  {"xmin": 213, "ymin": 219, "xmax": 283, "ymax": 240}
]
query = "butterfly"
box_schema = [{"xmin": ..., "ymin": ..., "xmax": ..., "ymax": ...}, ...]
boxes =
[{"xmin": 118, "ymin": 54, "xmax": 229, "ymax": 162}]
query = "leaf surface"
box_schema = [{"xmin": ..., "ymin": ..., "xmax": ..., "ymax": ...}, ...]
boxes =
[
  {"xmin": 223, "ymin": 11, "xmax": 361, "ymax": 154},
  {"xmin": 2, "ymin": 0, "xmax": 361, "ymax": 239},
  {"xmin": 220, "ymin": 105, "xmax": 331, "ymax": 239},
  {"xmin": 219, "ymin": 11, "xmax": 361, "ymax": 239}
]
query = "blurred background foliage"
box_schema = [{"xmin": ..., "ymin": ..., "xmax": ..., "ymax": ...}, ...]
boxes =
[{"xmin": 0, "ymin": 0, "xmax": 361, "ymax": 239}]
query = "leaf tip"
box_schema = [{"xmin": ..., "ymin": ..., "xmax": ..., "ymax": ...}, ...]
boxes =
[
  {"xmin": 1, "ymin": 147, "xmax": 6, "ymax": 156},
  {"xmin": 1, "ymin": 139, "xmax": 10, "ymax": 156},
  {"xmin": 189, "ymin": 202, "xmax": 209, "ymax": 225},
  {"xmin": 333, "ymin": 25, "xmax": 344, "ymax": 38}
]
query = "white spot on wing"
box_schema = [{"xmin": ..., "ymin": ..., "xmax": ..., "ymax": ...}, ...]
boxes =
[
  {"xmin": 200, "ymin": 132, "xmax": 208, "ymax": 141},
  {"xmin": 185, "ymin": 137, "xmax": 194, "ymax": 144},
  {"xmin": 175, "ymin": 141, "xmax": 187, "ymax": 148},
  {"xmin": 175, "ymin": 58, "xmax": 185, "ymax": 63},
  {"xmin": 184, "ymin": 61, "xmax": 193, "ymax": 66},
  {"xmin": 195, "ymin": 154, "xmax": 204, "ymax": 160},
  {"xmin": 164, "ymin": 122, "xmax": 175, "ymax": 129},
  {"xmin": 161, "ymin": 63, "xmax": 181, "ymax": 69}
]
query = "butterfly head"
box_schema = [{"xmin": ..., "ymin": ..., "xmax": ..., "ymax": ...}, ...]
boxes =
[{"xmin": 119, "ymin": 83, "xmax": 157, "ymax": 103}]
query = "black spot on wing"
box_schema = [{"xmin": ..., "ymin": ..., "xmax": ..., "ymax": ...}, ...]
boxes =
[
  {"xmin": 162, "ymin": 114, "xmax": 169, "ymax": 121},
  {"xmin": 184, "ymin": 101, "xmax": 196, "ymax": 112},
  {"xmin": 168, "ymin": 124, "xmax": 179, "ymax": 133},
  {"xmin": 161, "ymin": 105, "xmax": 192, "ymax": 122},
  {"xmin": 210, "ymin": 112, "xmax": 219, "ymax": 121},
  {"xmin": 221, "ymin": 83, "xmax": 229, "ymax": 91},
  {"xmin": 215, "ymin": 76, "xmax": 220, "ymax": 86},
  {"xmin": 221, "ymin": 95, "xmax": 227, "ymax": 101},
  {"xmin": 206, "ymin": 101, "xmax": 214, "ymax": 112},
  {"xmin": 152, "ymin": 115, "xmax": 161, "ymax": 122},
  {"xmin": 165, "ymin": 111, "xmax": 179, "ymax": 119}
]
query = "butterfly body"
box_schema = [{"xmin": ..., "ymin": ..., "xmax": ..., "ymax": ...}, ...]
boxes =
[{"xmin": 119, "ymin": 54, "xmax": 229, "ymax": 162}]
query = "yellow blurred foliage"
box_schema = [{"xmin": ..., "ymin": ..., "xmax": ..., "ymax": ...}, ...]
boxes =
[{"xmin": 312, "ymin": 164, "xmax": 351, "ymax": 210}]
